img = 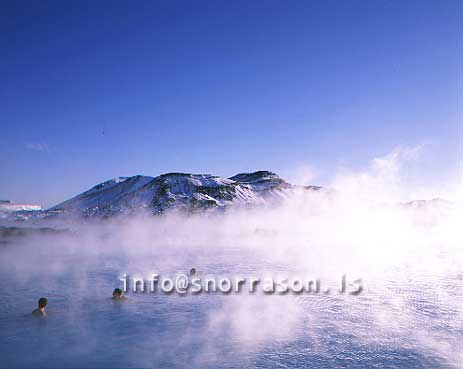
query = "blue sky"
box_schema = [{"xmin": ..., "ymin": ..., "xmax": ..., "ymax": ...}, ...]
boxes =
[{"xmin": 1, "ymin": 0, "xmax": 462, "ymax": 207}]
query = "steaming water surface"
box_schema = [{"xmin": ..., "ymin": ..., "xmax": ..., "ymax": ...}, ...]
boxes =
[{"xmin": 0, "ymin": 213, "xmax": 462, "ymax": 369}]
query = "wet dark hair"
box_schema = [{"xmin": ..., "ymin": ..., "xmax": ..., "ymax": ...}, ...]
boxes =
[
  {"xmin": 38, "ymin": 297, "xmax": 48, "ymax": 308},
  {"xmin": 113, "ymin": 288, "xmax": 123, "ymax": 296}
]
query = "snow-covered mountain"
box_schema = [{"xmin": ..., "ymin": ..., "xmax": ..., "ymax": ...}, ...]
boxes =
[{"xmin": 49, "ymin": 171, "xmax": 309, "ymax": 217}]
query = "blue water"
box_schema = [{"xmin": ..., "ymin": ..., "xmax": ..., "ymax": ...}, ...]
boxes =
[{"xmin": 0, "ymin": 231, "xmax": 461, "ymax": 369}]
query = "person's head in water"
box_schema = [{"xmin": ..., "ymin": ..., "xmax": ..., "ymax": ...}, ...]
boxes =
[
  {"xmin": 38, "ymin": 297, "xmax": 48, "ymax": 309},
  {"xmin": 32, "ymin": 297, "xmax": 48, "ymax": 318},
  {"xmin": 112, "ymin": 288, "xmax": 125, "ymax": 299}
]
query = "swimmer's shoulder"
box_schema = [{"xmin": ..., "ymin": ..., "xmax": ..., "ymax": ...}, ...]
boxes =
[
  {"xmin": 31, "ymin": 309, "xmax": 46, "ymax": 318},
  {"xmin": 111, "ymin": 296, "xmax": 129, "ymax": 302}
]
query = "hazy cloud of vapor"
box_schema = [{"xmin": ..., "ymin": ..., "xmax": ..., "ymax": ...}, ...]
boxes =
[
  {"xmin": 25, "ymin": 142, "xmax": 50, "ymax": 152},
  {"xmin": 329, "ymin": 145, "xmax": 428, "ymax": 203},
  {"xmin": 281, "ymin": 164, "xmax": 319, "ymax": 186}
]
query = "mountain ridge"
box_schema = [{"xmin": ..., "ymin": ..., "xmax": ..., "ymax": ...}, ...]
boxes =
[{"xmin": 48, "ymin": 170, "xmax": 314, "ymax": 217}]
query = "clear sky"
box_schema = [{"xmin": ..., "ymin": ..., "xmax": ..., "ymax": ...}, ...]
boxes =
[{"xmin": 1, "ymin": 0, "xmax": 462, "ymax": 207}]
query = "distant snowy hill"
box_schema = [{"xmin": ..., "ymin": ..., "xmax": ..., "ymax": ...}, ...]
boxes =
[
  {"xmin": 48, "ymin": 171, "xmax": 312, "ymax": 217},
  {"xmin": 0, "ymin": 200, "xmax": 42, "ymax": 212}
]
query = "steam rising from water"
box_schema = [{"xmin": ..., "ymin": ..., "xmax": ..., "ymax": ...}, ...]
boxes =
[{"xmin": 0, "ymin": 148, "xmax": 462, "ymax": 368}]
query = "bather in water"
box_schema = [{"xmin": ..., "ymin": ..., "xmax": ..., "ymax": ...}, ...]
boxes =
[
  {"xmin": 112, "ymin": 288, "xmax": 128, "ymax": 301},
  {"xmin": 31, "ymin": 297, "xmax": 48, "ymax": 319}
]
